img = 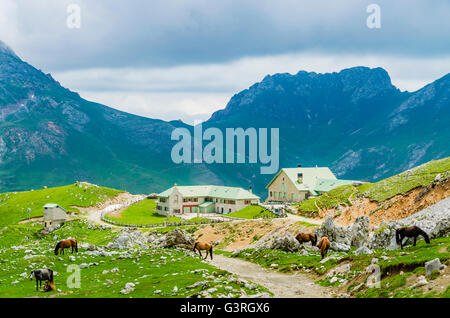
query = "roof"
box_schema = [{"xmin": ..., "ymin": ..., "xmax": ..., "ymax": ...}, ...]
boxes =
[
  {"xmin": 158, "ymin": 185, "xmax": 260, "ymax": 200},
  {"xmin": 266, "ymin": 167, "xmax": 358, "ymax": 194},
  {"xmin": 43, "ymin": 203, "xmax": 65, "ymax": 211},
  {"xmin": 314, "ymin": 178, "xmax": 359, "ymax": 192},
  {"xmin": 198, "ymin": 201, "xmax": 215, "ymax": 207}
]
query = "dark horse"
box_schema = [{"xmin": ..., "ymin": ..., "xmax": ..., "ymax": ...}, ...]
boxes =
[
  {"xmin": 295, "ymin": 233, "xmax": 317, "ymax": 246},
  {"xmin": 30, "ymin": 269, "xmax": 54, "ymax": 291},
  {"xmin": 317, "ymin": 237, "xmax": 330, "ymax": 259},
  {"xmin": 193, "ymin": 241, "xmax": 213, "ymax": 260},
  {"xmin": 54, "ymin": 239, "xmax": 78, "ymax": 255},
  {"xmin": 396, "ymin": 226, "xmax": 430, "ymax": 249}
]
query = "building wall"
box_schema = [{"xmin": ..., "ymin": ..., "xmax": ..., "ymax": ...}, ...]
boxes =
[
  {"xmin": 43, "ymin": 207, "xmax": 67, "ymax": 221},
  {"xmin": 156, "ymin": 195, "xmax": 259, "ymax": 215},
  {"xmin": 266, "ymin": 170, "xmax": 308, "ymax": 203}
]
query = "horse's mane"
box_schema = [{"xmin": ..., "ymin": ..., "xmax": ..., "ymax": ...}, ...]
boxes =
[{"xmin": 395, "ymin": 228, "xmax": 402, "ymax": 245}]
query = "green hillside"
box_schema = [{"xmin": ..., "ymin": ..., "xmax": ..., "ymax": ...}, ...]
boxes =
[
  {"xmin": 0, "ymin": 183, "xmax": 123, "ymax": 226},
  {"xmin": 297, "ymin": 157, "xmax": 450, "ymax": 214}
]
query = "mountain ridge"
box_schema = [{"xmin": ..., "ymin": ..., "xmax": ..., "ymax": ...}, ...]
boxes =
[{"xmin": 0, "ymin": 41, "xmax": 449, "ymax": 197}]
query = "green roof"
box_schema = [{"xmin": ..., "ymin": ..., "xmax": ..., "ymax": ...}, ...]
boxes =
[
  {"xmin": 158, "ymin": 185, "xmax": 260, "ymax": 200},
  {"xmin": 198, "ymin": 201, "xmax": 215, "ymax": 207},
  {"xmin": 266, "ymin": 167, "xmax": 359, "ymax": 195},
  {"xmin": 43, "ymin": 203, "xmax": 65, "ymax": 210}
]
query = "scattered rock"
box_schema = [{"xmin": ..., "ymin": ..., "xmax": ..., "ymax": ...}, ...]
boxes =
[
  {"xmin": 270, "ymin": 234, "xmax": 302, "ymax": 252},
  {"xmin": 425, "ymin": 258, "xmax": 445, "ymax": 277}
]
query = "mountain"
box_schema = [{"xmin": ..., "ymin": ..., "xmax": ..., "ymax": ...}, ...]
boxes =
[
  {"xmin": 0, "ymin": 41, "xmax": 449, "ymax": 197},
  {"xmin": 204, "ymin": 67, "xmax": 450, "ymax": 188},
  {"xmin": 0, "ymin": 41, "xmax": 215, "ymax": 193}
]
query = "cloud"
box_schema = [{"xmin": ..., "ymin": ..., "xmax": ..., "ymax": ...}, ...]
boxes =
[{"xmin": 3, "ymin": 0, "xmax": 450, "ymax": 71}]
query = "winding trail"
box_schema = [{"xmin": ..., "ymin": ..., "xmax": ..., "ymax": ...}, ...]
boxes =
[{"xmin": 208, "ymin": 254, "xmax": 332, "ymax": 298}]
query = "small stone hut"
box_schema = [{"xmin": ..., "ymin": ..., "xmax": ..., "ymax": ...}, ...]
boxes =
[{"xmin": 43, "ymin": 203, "xmax": 67, "ymax": 230}]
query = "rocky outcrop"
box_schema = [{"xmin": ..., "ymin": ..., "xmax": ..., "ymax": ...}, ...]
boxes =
[
  {"xmin": 108, "ymin": 230, "xmax": 147, "ymax": 249},
  {"xmin": 316, "ymin": 215, "xmax": 370, "ymax": 250},
  {"xmin": 269, "ymin": 234, "xmax": 302, "ymax": 252},
  {"xmin": 151, "ymin": 228, "xmax": 195, "ymax": 249}
]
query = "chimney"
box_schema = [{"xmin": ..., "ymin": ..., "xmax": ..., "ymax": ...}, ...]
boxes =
[
  {"xmin": 297, "ymin": 173, "xmax": 303, "ymax": 183},
  {"xmin": 249, "ymin": 186, "xmax": 252, "ymax": 193},
  {"xmin": 297, "ymin": 164, "xmax": 302, "ymax": 168}
]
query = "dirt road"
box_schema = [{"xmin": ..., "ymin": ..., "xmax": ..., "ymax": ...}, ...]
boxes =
[{"xmin": 209, "ymin": 254, "xmax": 331, "ymax": 298}]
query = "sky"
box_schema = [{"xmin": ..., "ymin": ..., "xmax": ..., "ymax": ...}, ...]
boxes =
[{"xmin": 1, "ymin": 0, "xmax": 449, "ymax": 124}]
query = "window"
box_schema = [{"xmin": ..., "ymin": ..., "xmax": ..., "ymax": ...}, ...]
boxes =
[
  {"xmin": 244, "ymin": 200, "xmax": 251, "ymax": 204},
  {"xmin": 269, "ymin": 191, "xmax": 272, "ymax": 197},
  {"xmin": 160, "ymin": 198, "xmax": 166, "ymax": 203}
]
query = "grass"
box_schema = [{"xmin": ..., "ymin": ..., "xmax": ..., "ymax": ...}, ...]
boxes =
[
  {"xmin": 104, "ymin": 199, "xmax": 183, "ymax": 225},
  {"xmin": 103, "ymin": 199, "xmax": 211, "ymax": 226},
  {"xmin": 0, "ymin": 219, "xmax": 272, "ymax": 298},
  {"xmin": 0, "ymin": 183, "xmax": 123, "ymax": 226},
  {"xmin": 226, "ymin": 205, "xmax": 276, "ymax": 219},
  {"xmin": 296, "ymin": 156, "xmax": 450, "ymax": 214}
]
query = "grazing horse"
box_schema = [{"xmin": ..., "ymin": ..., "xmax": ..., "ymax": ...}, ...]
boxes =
[
  {"xmin": 30, "ymin": 269, "xmax": 54, "ymax": 291},
  {"xmin": 43, "ymin": 280, "xmax": 56, "ymax": 292},
  {"xmin": 193, "ymin": 241, "xmax": 213, "ymax": 260},
  {"xmin": 317, "ymin": 237, "xmax": 330, "ymax": 259},
  {"xmin": 54, "ymin": 239, "xmax": 78, "ymax": 255},
  {"xmin": 396, "ymin": 226, "xmax": 430, "ymax": 249},
  {"xmin": 295, "ymin": 233, "xmax": 317, "ymax": 246}
]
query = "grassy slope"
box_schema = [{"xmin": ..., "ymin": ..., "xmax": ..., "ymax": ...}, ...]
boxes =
[
  {"xmin": 227, "ymin": 205, "xmax": 276, "ymax": 219},
  {"xmin": 0, "ymin": 183, "xmax": 123, "ymax": 226},
  {"xmin": 225, "ymin": 236, "xmax": 450, "ymax": 298},
  {"xmin": 297, "ymin": 157, "xmax": 450, "ymax": 213},
  {"xmin": 0, "ymin": 220, "xmax": 271, "ymax": 298},
  {"xmin": 103, "ymin": 199, "xmax": 210, "ymax": 226}
]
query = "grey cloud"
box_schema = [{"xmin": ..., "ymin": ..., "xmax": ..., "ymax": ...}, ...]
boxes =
[{"xmin": 3, "ymin": 0, "xmax": 450, "ymax": 72}]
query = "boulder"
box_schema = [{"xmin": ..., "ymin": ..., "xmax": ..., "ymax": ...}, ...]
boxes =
[
  {"xmin": 152, "ymin": 228, "xmax": 194, "ymax": 249},
  {"xmin": 330, "ymin": 242, "xmax": 350, "ymax": 252},
  {"xmin": 425, "ymin": 258, "xmax": 445, "ymax": 277},
  {"xmin": 354, "ymin": 246, "xmax": 372, "ymax": 255},
  {"xmin": 270, "ymin": 234, "xmax": 302, "ymax": 252},
  {"xmin": 316, "ymin": 216, "xmax": 370, "ymax": 248}
]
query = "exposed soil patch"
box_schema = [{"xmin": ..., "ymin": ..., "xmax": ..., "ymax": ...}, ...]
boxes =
[{"xmin": 322, "ymin": 178, "xmax": 450, "ymax": 227}]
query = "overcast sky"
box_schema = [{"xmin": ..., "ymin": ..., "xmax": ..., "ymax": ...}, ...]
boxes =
[{"xmin": 1, "ymin": 0, "xmax": 449, "ymax": 123}]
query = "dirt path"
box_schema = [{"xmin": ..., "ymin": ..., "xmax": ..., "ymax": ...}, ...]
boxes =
[
  {"xmin": 208, "ymin": 254, "xmax": 331, "ymax": 298},
  {"xmin": 81, "ymin": 192, "xmax": 146, "ymax": 227}
]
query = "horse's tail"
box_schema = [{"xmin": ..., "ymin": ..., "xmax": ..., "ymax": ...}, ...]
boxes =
[
  {"xmin": 193, "ymin": 242, "xmax": 197, "ymax": 252},
  {"xmin": 418, "ymin": 228, "xmax": 430, "ymax": 243},
  {"xmin": 75, "ymin": 240, "xmax": 78, "ymax": 252},
  {"xmin": 49, "ymin": 269, "xmax": 54, "ymax": 283},
  {"xmin": 395, "ymin": 229, "xmax": 401, "ymax": 245},
  {"xmin": 209, "ymin": 244, "xmax": 213, "ymax": 260},
  {"xmin": 54, "ymin": 242, "xmax": 60, "ymax": 255}
]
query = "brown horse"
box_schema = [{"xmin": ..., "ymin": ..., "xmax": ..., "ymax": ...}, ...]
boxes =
[
  {"xmin": 295, "ymin": 233, "xmax": 317, "ymax": 246},
  {"xmin": 54, "ymin": 239, "xmax": 78, "ymax": 255},
  {"xmin": 43, "ymin": 280, "xmax": 56, "ymax": 292},
  {"xmin": 193, "ymin": 241, "xmax": 213, "ymax": 260},
  {"xmin": 396, "ymin": 226, "xmax": 430, "ymax": 249},
  {"xmin": 317, "ymin": 237, "xmax": 330, "ymax": 259}
]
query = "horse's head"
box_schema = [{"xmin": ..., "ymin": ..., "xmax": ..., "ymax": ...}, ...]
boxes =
[{"xmin": 29, "ymin": 270, "xmax": 36, "ymax": 280}]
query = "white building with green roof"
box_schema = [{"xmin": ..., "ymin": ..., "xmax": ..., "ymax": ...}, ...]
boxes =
[
  {"xmin": 156, "ymin": 184, "xmax": 260, "ymax": 216},
  {"xmin": 265, "ymin": 166, "xmax": 361, "ymax": 203}
]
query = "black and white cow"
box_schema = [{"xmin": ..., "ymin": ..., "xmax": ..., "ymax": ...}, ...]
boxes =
[{"xmin": 30, "ymin": 269, "xmax": 54, "ymax": 291}]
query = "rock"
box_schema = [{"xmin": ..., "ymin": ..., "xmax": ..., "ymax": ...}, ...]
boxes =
[
  {"xmin": 270, "ymin": 234, "xmax": 302, "ymax": 252},
  {"xmin": 413, "ymin": 275, "xmax": 428, "ymax": 287},
  {"xmin": 120, "ymin": 282, "xmax": 135, "ymax": 294},
  {"xmin": 316, "ymin": 215, "xmax": 370, "ymax": 248},
  {"xmin": 151, "ymin": 228, "xmax": 194, "ymax": 249},
  {"xmin": 79, "ymin": 263, "xmax": 89, "ymax": 269},
  {"xmin": 330, "ymin": 242, "xmax": 350, "ymax": 252},
  {"xmin": 111, "ymin": 230, "xmax": 147, "ymax": 249},
  {"xmin": 69, "ymin": 256, "xmax": 76, "ymax": 262},
  {"xmin": 425, "ymin": 258, "xmax": 445, "ymax": 277},
  {"xmin": 329, "ymin": 276, "xmax": 338, "ymax": 283},
  {"xmin": 355, "ymin": 246, "xmax": 373, "ymax": 255}
]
